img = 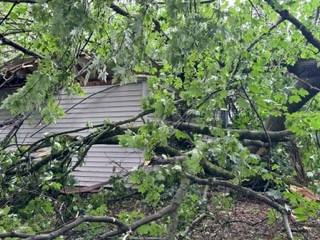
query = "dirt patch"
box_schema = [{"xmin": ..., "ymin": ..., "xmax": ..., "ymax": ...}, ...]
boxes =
[
  {"xmin": 103, "ymin": 190, "xmax": 320, "ymax": 239},
  {"xmin": 189, "ymin": 195, "xmax": 320, "ymax": 240}
]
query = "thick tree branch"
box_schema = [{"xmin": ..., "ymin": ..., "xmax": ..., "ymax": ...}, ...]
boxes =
[
  {"xmin": 261, "ymin": 2, "xmax": 320, "ymax": 134},
  {"xmin": 187, "ymin": 174, "xmax": 286, "ymax": 211},
  {"xmin": 98, "ymin": 176, "xmax": 190, "ymax": 238},
  {"xmin": 1, "ymin": 29, "xmax": 32, "ymax": 37},
  {"xmin": 201, "ymin": 159, "xmax": 234, "ymax": 179},
  {"xmin": 152, "ymin": 154, "xmax": 304, "ymax": 186},
  {"xmin": 0, "ymin": 215, "xmax": 128, "ymax": 240},
  {"xmin": 265, "ymin": 0, "xmax": 320, "ymax": 51},
  {"xmin": 0, "ymin": 114, "xmax": 22, "ymax": 128},
  {"xmin": 109, "ymin": 2, "xmax": 169, "ymax": 43},
  {"xmin": 173, "ymin": 122, "xmax": 292, "ymax": 142},
  {"xmin": 0, "ymin": 35, "xmax": 44, "ymax": 58},
  {"xmin": 166, "ymin": 200, "xmax": 180, "ymax": 240},
  {"xmin": 109, "ymin": 3, "xmax": 130, "ymax": 17},
  {"xmin": 242, "ymin": 139, "xmax": 270, "ymax": 147},
  {"xmin": 0, "ymin": 113, "xmax": 27, "ymax": 148},
  {"xmin": 0, "ymin": 0, "xmax": 38, "ymax": 3}
]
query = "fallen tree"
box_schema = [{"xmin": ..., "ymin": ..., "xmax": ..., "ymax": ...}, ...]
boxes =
[{"xmin": 1, "ymin": 1, "xmax": 320, "ymax": 239}]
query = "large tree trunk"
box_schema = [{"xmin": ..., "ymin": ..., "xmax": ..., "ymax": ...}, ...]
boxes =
[
  {"xmin": 266, "ymin": 59, "xmax": 320, "ymax": 131},
  {"xmin": 259, "ymin": 59, "xmax": 320, "ymax": 184}
]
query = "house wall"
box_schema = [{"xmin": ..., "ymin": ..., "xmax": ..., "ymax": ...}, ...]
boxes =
[{"xmin": 0, "ymin": 82, "xmax": 147, "ymax": 186}]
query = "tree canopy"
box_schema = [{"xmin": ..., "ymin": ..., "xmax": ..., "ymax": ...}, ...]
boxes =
[{"xmin": 1, "ymin": 0, "xmax": 320, "ymax": 239}]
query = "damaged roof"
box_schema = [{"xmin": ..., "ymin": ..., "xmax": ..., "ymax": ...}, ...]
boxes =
[{"xmin": 0, "ymin": 56, "xmax": 38, "ymax": 88}]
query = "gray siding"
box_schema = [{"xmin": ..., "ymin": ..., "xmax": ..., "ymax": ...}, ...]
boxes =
[{"xmin": 0, "ymin": 83, "xmax": 146, "ymax": 186}]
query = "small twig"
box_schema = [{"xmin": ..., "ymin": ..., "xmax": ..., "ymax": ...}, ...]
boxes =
[
  {"xmin": 283, "ymin": 213, "xmax": 293, "ymax": 240},
  {"xmin": 122, "ymin": 229, "xmax": 132, "ymax": 240},
  {"xmin": 202, "ymin": 185, "xmax": 209, "ymax": 203},
  {"xmin": 179, "ymin": 213, "xmax": 207, "ymax": 238},
  {"xmin": 29, "ymin": 84, "xmax": 120, "ymax": 137},
  {"xmin": 247, "ymin": 17, "xmax": 284, "ymax": 51},
  {"xmin": 288, "ymin": 73, "xmax": 320, "ymax": 92},
  {"xmin": 248, "ymin": 0, "xmax": 262, "ymax": 18},
  {"xmin": 227, "ymin": 218, "xmax": 267, "ymax": 227},
  {"xmin": 240, "ymin": 81, "xmax": 272, "ymax": 162}
]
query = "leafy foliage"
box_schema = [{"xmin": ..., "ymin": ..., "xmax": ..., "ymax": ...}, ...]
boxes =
[{"xmin": 1, "ymin": 0, "xmax": 320, "ymax": 239}]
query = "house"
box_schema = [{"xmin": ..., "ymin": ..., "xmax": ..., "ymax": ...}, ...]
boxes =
[{"xmin": 0, "ymin": 57, "xmax": 148, "ymax": 187}]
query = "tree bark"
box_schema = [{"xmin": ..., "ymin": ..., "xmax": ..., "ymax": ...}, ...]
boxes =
[{"xmin": 267, "ymin": 59, "xmax": 320, "ymax": 131}]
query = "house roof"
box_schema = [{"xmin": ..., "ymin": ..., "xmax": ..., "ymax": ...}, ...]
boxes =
[
  {"xmin": 0, "ymin": 56, "xmax": 149, "ymax": 88},
  {"xmin": 0, "ymin": 56, "xmax": 38, "ymax": 88}
]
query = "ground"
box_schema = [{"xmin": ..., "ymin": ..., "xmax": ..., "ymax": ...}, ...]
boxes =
[{"xmin": 100, "ymin": 188, "xmax": 320, "ymax": 240}]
